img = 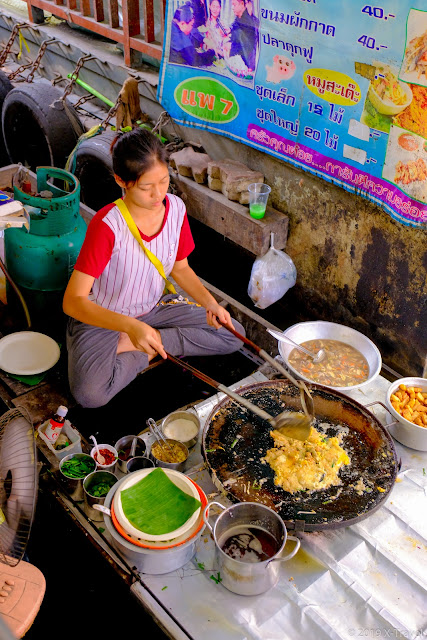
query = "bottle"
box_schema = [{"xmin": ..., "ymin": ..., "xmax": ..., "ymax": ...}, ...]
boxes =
[{"xmin": 44, "ymin": 406, "xmax": 68, "ymax": 446}]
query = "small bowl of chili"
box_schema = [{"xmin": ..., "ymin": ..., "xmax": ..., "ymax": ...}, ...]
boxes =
[{"xmin": 90, "ymin": 443, "xmax": 118, "ymax": 471}]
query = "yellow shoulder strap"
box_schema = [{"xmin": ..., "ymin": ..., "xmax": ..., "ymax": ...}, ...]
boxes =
[{"xmin": 114, "ymin": 198, "xmax": 176, "ymax": 295}]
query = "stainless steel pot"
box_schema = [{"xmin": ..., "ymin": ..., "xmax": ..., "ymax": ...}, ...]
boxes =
[
  {"xmin": 83, "ymin": 470, "xmax": 117, "ymax": 521},
  {"xmin": 114, "ymin": 435, "xmax": 147, "ymax": 473},
  {"xmin": 204, "ymin": 501, "xmax": 300, "ymax": 596},
  {"xmin": 58, "ymin": 453, "xmax": 96, "ymax": 501},
  {"xmin": 102, "ymin": 476, "xmax": 202, "ymax": 574}
]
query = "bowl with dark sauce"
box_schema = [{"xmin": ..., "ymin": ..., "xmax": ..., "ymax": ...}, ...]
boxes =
[{"xmin": 277, "ymin": 320, "xmax": 382, "ymax": 392}]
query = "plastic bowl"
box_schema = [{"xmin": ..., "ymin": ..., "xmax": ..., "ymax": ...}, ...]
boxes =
[
  {"xmin": 368, "ymin": 80, "xmax": 412, "ymax": 116},
  {"xmin": 113, "ymin": 467, "xmax": 201, "ymax": 542},
  {"xmin": 90, "ymin": 443, "xmax": 118, "ymax": 471},
  {"xmin": 385, "ymin": 377, "xmax": 427, "ymax": 451},
  {"xmin": 111, "ymin": 478, "xmax": 207, "ymax": 549},
  {"xmin": 277, "ymin": 320, "xmax": 382, "ymax": 392}
]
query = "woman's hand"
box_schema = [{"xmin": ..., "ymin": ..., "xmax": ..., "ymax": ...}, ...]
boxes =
[
  {"xmin": 127, "ymin": 320, "xmax": 167, "ymax": 359},
  {"xmin": 205, "ymin": 302, "xmax": 234, "ymax": 330}
]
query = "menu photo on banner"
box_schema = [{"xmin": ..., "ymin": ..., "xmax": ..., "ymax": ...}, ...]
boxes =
[{"xmin": 158, "ymin": 0, "xmax": 427, "ymax": 228}]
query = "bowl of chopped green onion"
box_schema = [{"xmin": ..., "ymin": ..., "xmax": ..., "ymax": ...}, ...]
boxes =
[
  {"xmin": 59, "ymin": 453, "xmax": 97, "ymax": 501},
  {"xmin": 83, "ymin": 470, "xmax": 118, "ymax": 521}
]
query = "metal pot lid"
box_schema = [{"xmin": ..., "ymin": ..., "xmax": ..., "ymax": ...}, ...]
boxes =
[{"xmin": 202, "ymin": 379, "xmax": 398, "ymax": 532}]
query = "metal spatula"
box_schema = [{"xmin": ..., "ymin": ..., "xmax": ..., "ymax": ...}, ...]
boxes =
[
  {"xmin": 166, "ymin": 353, "xmax": 311, "ymax": 441},
  {"xmin": 217, "ymin": 322, "xmax": 315, "ymax": 440}
]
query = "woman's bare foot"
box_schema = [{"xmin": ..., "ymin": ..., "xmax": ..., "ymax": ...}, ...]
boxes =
[
  {"xmin": 117, "ymin": 332, "xmax": 138, "ymax": 355},
  {"xmin": 116, "ymin": 330, "xmax": 162, "ymax": 361}
]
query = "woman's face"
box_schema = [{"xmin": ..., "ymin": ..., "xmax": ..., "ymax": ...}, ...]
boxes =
[
  {"xmin": 210, "ymin": 0, "xmax": 221, "ymax": 18},
  {"xmin": 117, "ymin": 160, "xmax": 170, "ymax": 212}
]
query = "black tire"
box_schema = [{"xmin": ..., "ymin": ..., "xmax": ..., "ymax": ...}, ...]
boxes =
[
  {"xmin": 73, "ymin": 129, "xmax": 122, "ymax": 211},
  {"xmin": 0, "ymin": 71, "xmax": 14, "ymax": 167},
  {"xmin": 2, "ymin": 83, "xmax": 84, "ymax": 171}
]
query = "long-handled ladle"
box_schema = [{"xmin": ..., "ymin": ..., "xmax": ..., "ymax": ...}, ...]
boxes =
[
  {"xmin": 267, "ymin": 328, "xmax": 326, "ymax": 364},
  {"xmin": 166, "ymin": 353, "xmax": 311, "ymax": 441},
  {"xmin": 217, "ymin": 321, "xmax": 314, "ymax": 425}
]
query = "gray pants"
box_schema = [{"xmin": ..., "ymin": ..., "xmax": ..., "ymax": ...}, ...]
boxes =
[{"xmin": 66, "ymin": 294, "xmax": 245, "ymax": 408}]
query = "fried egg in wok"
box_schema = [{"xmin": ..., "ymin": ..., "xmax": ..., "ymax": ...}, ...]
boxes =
[{"xmin": 263, "ymin": 427, "xmax": 351, "ymax": 494}]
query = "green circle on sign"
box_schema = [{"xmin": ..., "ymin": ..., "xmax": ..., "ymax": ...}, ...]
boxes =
[{"xmin": 174, "ymin": 77, "xmax": 239, "ymax": 124}]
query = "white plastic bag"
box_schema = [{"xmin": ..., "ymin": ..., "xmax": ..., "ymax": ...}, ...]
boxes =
[{"xmin": 248, "ymin": 233, "xmax": 297, "ymax": 309}]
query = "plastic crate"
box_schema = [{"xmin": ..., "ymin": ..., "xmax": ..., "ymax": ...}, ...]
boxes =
[{"xmin": 38, "ymin": 419, "xmax": 82, "ymax": 460}]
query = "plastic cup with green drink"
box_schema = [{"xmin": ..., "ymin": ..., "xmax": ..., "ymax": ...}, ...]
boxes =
[{"xmin": 248, "ymin": 183, "xmax": 271, "ymax": 219}]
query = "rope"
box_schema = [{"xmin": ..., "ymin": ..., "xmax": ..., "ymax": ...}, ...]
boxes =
[{"xmin": 65, "ymin": 123, "xmax": 104, "ymax": 174}]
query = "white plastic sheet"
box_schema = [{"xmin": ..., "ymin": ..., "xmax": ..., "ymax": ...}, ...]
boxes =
[{"xmin": 133, "ymin": 373, "xmax": 427, "ymax": 640}]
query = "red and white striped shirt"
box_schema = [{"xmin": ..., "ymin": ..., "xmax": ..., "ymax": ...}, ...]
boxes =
[{"xmin": 74, "ymin": 194, "xmax": 195, "ymax": 317}]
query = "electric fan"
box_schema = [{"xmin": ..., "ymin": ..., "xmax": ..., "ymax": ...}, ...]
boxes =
[{"xmin": 0, "ymin": 408, "xmax": 45, "ymax": 638}]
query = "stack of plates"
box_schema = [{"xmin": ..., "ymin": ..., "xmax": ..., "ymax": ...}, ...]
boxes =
[{"xmin": 111, "ymin": 468, "xmax": 207, "ymax": 550}]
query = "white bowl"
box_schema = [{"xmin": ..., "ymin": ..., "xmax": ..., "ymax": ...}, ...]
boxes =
[
  {"xmin": 385, "ymin": 377, "xmax": 427, "ymax": 451},
  {"xmin": 90, "ymin": 444, "xmax": 118, "ymax": 471},
  {"xmin": 114, "ymin": 468, "xmax": 201, "ymax": 541},
  {"xmin": 368, "ymin": 79, "xmax": 412, "ymax": 116},
  {"xmin": 277, "ymin": 321, "xmax": 382, "ymax": 392}
]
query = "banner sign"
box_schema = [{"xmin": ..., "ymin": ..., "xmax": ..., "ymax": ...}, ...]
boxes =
[{"xmin": 157, "ymin": 0, "xmax": 427, "ymax": 227}]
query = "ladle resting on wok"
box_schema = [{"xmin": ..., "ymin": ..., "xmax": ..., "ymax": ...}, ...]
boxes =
[{"xmin": 202, "ymin": 379, "xmax": 397, "ymax": 531}]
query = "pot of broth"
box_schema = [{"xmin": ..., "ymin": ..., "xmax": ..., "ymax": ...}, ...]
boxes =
[{"xmin": 203, "ymin": 501, "xmax": 300, "ymax": 595}]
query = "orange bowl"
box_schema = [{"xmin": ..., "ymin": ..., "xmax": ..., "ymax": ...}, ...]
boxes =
[{"xmin": 110, "ymin": 477, "xmax": 207, "ymax": 549}]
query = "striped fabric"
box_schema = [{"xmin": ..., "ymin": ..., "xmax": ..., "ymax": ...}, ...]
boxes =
[{"xmin": 89, "ymin": 194, "xmax": 186, "ymax": 317}]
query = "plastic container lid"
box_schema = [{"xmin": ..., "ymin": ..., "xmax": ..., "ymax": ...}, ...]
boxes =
[{"xmin": 56, "ymin": 406, "xmax": 68, "ymax": 417}]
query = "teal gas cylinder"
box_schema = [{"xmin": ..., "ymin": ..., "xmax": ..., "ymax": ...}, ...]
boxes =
[{"xmin": 4, "ymin": 167, "xmax": 86, "ymax": 336}]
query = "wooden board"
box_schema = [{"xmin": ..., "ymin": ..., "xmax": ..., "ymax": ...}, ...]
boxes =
[{"xmin": 172, "ymin": 174, "xmax": 288, "ymax": 256}]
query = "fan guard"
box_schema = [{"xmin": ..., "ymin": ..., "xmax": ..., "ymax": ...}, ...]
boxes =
[{"xmin": 0, "ymin": 408, "xmax": 38, "ymax": 567}]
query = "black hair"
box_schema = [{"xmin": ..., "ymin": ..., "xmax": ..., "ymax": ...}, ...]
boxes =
[
  {"xmin": 209, "ymin": 0, "xmax": 221, "ymax": 5},
  {"xmin": 111, "ymin": 127, "xmax": 168, "ymax": 184},
  {"xmin": 173, "ymin": 4, "xmax": 194, "ymax": 23}
]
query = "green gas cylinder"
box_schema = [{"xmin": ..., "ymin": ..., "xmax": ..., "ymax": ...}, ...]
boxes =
[{"xmin": 4, "ymin": 167, "xmax": 86, "ymax": 337}]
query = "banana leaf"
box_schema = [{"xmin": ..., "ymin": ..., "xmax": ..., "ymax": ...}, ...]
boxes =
[{"xmin": 120, "ymin": 468, "xmax": 201, "ymax": 535}]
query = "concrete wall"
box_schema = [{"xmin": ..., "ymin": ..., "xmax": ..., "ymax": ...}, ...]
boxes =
[{"xmin": 0, "ymin": 10, "xmax": 424, "ymax": 376}]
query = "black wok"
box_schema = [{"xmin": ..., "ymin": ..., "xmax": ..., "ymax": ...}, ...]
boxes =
[{"xmin": 202, "ymin": 379, "xmax": 397, "ymax": 531}]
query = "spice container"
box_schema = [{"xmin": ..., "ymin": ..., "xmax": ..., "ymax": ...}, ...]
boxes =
[
  {"xmin": 114, "ymin": 435, "xmax": 146, "ymax": 473},
  {"xmin": 149, "ymin": 439, "xmax": 189, "ymax": 472},
  {"xmin": 59, "ymin": 453, "xmax": 96, "ymax": 501},
  {"xmin": 126, "ymin": 456, "xmax": 154, "ymax": 473},
  {"xmin": 161, "ymin": 410, "xmax": 200, "ymax": 449},
  {"xmin": 83, "ymin": 470, "xmax": 117, "ymax": 521},
  {"xmin": 90, "ymin": 443, "xmax": 118, "ymax": 471}
]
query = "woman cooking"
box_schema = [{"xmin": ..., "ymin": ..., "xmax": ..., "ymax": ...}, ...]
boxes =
[{"xmin": 63, "ymin": 128, "xmax": 244, "ymax": 408}]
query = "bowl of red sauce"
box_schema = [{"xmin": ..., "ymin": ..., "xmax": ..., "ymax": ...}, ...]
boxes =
[{"xmin": 90, "ymin": 443, "xmax": 118, "ymax": 471}]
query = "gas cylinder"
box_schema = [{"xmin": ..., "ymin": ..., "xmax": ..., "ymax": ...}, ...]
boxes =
[{"xmin": 4, "ymin": 167, "xmax": 86, "ymax": 337}]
